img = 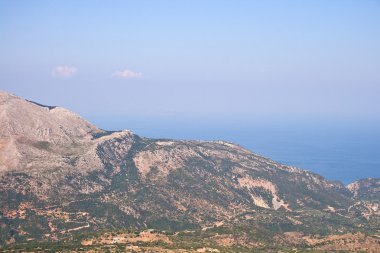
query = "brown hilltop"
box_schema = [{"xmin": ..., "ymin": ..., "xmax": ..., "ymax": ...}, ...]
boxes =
[{"xmin": 0, "ymin": 91, "xmax": 132, "ymax": 173}]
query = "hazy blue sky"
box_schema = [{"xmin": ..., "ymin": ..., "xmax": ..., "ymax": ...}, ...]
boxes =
[{"xmin": 1, "ymin": 0, "xmax": 379, "ymax": 127}]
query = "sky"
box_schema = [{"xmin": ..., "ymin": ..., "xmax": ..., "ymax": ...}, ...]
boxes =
[
  {"xmin": 1, "ymin": 1, "xmax": 380, "ymax": 182},
  {"xmin": 1, "ymin": 0, "xmax": 379, "ymax": 127}
]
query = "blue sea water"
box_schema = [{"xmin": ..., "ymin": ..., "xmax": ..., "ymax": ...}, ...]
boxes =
[{"xmin": 94, "ymin": 117, "xmax": 380, "ymax": 185}]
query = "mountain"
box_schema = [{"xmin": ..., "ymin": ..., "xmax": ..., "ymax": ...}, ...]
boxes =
[
  {"xmin": 0, "ymin": 91, "xmax": 105, "ymax": 173},
  {"xmin": 0, "ymin": 91, "xmax": 379, "ymax": 251}
]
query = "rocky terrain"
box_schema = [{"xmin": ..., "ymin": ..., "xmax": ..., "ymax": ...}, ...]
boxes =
[
  {"xmin": 348, "ymin": 178, "xmax": 380, "ymax": 202},
  {"xmin": 0, "ymin": 91, "xmax": 379, "ymax": 251}
]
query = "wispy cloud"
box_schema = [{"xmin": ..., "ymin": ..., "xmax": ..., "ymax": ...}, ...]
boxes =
[
  {"xmin": 112, "ymin": 69, "xmax": 143, "ymax": 79},
  {"xmin": 52, "ymin": 65, "xmax": 78, "ymax": 78}
]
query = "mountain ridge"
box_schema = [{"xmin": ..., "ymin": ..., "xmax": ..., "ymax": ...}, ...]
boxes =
[{"xmin": 0, "ymin": 91, "xmax": 379, "ymax": 251}]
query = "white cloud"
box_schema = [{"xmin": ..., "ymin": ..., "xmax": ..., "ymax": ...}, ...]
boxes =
[
  {"xmin": 112, "ymin": 69, "xmax": 143, "ymax": 79},
  {"xmin": 52, "ymin": 65, "xmax": 78, "ymax": 78}
]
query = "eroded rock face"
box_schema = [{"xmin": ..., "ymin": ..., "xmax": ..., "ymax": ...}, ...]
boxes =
[
  {"xmin": 0, "ymin": 91, "xmax": 379, "ymax": 246},
  {"xmin": 237, "ymin": 176, "xmax": 289, "ymax": 210}
]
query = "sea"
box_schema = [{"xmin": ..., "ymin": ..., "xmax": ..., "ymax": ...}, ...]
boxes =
[{"xmin": 95, "ymin": 118, "xmax": 380, "ymax": 185}]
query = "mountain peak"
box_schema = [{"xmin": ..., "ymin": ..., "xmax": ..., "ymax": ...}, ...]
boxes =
[
  {"xmin": 0, "ymin": 91, "xmax": 104, "ymax": 173},
  {"xmin": 0, "ymin": 90, "xmax": 19, "ymax": 103},
  {"xmin": 0, "ymin": 91, "xmax": 100, "ymax": 138}
]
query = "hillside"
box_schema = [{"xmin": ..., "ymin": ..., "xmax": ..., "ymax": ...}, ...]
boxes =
[
  {"xmin": 0, "ymin": 91, "xmax": 379, "ymax": 251},
  {"xmin": 348, "ymin": 178, "xmax": 380, "ymax": 202}
]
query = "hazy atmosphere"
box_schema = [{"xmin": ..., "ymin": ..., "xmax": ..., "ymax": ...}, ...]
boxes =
[{"xmin": 1, "ymin": 1, "xmax": 380, "ymax": 182}]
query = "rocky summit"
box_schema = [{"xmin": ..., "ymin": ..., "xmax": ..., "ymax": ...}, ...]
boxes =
[{"xmin": 0, "ymin": 91, "xmax": 379, "ymax": 252}]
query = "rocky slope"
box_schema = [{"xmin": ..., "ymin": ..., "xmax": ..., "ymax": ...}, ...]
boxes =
[
  {"xmin": 0, "ymin": 91, "xmax": 105, "ymax": 173},
  {"xmin": 347, "ymin": 178, "xmax": 380, "ymax": 201},
  {"xmin": 0, "ymin": 91, "xmax": 379, "ymax": 250}
]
